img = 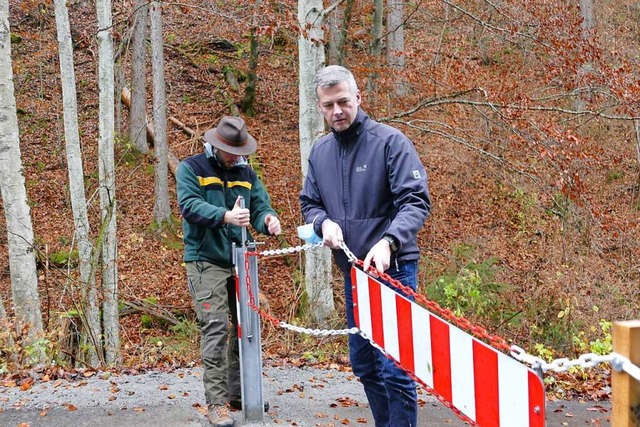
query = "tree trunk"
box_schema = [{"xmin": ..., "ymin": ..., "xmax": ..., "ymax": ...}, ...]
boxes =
[
  {"xmin": 367, "ymin": 0, "xmax": 383, "ymax": 95},
  {"xmin": 0, "ymin": 0, "xmax": 44, "ymax": 361},
  {"xmin": 386, "ymin": 0, "xmax": 407, "ymax": 96},
  {"xmin": 243, "ymin": 23, "xmax": 259, "ymax": 117},
  {"xmin": 327, "ymin": 0, "xmax": 353, "ymax": 66},
  {"xmin": 576, "ymin": 0, "xmax": 595, "ymax": 111},
  {"xmin": 298, "ymin": 0, "xmax": 334, "ymax": 327},
  {"xmin": 130, "ymin": 0, "xmax": 149, "ymax": 153},
  {"xmin": 150, "ymin": 0, "xmax": 171, "ymax": 225},
  {"xmin": 96, "ymin": 0, "xmax": 120, "ymax": 366},
  {"xmin": 54, "ymin": 0, "xmax": 101, "ymax": 366}
]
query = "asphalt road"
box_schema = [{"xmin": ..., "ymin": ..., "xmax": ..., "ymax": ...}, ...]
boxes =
[{"xmin": 0, "ymin": 365, "xmax": 611, "ymax": 426}]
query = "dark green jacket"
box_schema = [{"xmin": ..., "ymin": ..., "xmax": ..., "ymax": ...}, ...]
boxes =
[{"xmin": 176, "ymin": 147, "xmax": 276, "ymax": 267}]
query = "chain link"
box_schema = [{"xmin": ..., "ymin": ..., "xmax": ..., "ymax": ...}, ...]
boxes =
[{"xmin": 339, "ymin": 241, "xmax": 358, "ymax": 264}]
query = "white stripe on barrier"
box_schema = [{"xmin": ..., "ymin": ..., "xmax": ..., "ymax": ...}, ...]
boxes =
[
  {"xmin": 412, "ymin": 302, "xmax": 433, "ymax": 387},
  {"xmin": 499, "ymin": 355, "xmax": 529, "ymax": 426},
  {"xmin": 380, "ymin": 277, "xmax": 400, "ymax": 361},
  {"xmin": 450, "ymin": 326, "xmax": 476, "ymax": 419}
]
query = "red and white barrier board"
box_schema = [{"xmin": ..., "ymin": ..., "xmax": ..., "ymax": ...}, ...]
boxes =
[{"xmin": 351, "ymin": 267, "xmax": 545, "ymax": 427}]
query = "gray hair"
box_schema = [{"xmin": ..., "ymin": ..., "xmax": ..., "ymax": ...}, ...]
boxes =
[{"xmin": 313, "ymin": 65, "xmax": 359, "ymax": 99}]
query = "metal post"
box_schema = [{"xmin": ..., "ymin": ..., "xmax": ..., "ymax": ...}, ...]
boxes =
[{"xmin": 234, "ymin": 206, "xmax": 265, "ymax": 423}]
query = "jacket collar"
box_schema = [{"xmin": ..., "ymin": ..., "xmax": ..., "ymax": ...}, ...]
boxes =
[
  {"xmin": 333, "ymin": 108, "xmax": 368, "ymax": 143},
  {"xmin": 205, "ymin": 142, "xmax": 248, "ymax": 169}
]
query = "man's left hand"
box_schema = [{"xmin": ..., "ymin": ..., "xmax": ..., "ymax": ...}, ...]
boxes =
[
  {"xmin": 265, "ymin": 214, "xmax": 281, "ymax": 235},
  {"xmin": 363, "ymin": 238, "xmax": 392, "ymax": 273}
]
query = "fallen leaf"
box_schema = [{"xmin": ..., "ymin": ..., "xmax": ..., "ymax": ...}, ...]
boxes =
[
  {"xmin": 62, "ymin": 403, "xmax": 77, "ymax": 411},
  {"xmin": 133, "ymin": 407, "xmax": 145, "ymax": 412},
  {"xmin": 20, "ymin": 378, "xmax": 34, "ymax": 391}
]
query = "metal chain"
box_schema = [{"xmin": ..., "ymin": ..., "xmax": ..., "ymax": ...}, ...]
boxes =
[
  {"xmin": 510, "ymin": 346, "xmax": 613, "ymax": 371},
  {"xmin": 510, "ymin": 345, "xmax": 640, "ymax": 381},
  {"xmin": 278, "ymin": 323, "xmax": 359, "ymax": 336},
  {"xmin": 248, "ymin": 242, "xmax": 640, "ymax": 385},
  {"xmin": 249, "ymin": 241, "xmax": 324, "ymax": 258},
  {"xmin": 251, "ymin": 240, "xmax": 512, "ymax": 352}
]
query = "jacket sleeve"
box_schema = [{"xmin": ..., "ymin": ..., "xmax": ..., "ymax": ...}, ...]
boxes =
[
  {"xmin": 176, "ymin": 161, "xmax": 227, "ymax": 228},
  {"xmin": 385, "ymin": 134, "xmax": 431, "ymax": 249},
  {"xmin": 299, "ymin": 156, "xmax": 330, "ymax": 237},
  {"xmin": 249, "ymin": 176, "xmax": 277, "ymax": 235}
]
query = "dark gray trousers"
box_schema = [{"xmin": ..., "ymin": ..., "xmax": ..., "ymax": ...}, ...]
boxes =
[{"xmin": 186, "ymin": 261, "xmax": 240, "ymax": 406}]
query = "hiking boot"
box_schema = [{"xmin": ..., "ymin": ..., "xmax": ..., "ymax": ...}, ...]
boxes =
[
  {"xmin": 208, "ymin": 404, "xmax": 234, "ymax": 427},
  {"xmin": 229, "ymin": 398, "xmax": 269, "ymax": 412}
]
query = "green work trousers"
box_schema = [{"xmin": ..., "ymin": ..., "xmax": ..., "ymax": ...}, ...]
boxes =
[{"xmin": 186, "ymin": 261, "xmax": 241, "ymax": 406}]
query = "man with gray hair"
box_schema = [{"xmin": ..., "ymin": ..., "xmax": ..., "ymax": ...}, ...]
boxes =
[{"xmin": 300, "ymin": 65, "xmax": 431, "ymax": 426}]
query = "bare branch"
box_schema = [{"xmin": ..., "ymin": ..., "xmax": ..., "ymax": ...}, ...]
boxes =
[{"xmin": 379, "ymin": 88, "xmax": 640, "ymax": 122}]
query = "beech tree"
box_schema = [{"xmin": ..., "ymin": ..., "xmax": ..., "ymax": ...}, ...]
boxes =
[
  {"xmin": 149, "ymin": 0, "xmax": 171, "ymax": 225},
  {"xmin": 298, "ymin": 0, "xmax": 334, "ymax": 326},
  {"xmin": 327, "ymin": 0, "xmax": 353, "ymax": 66},
  {"xmin": 367, "ymin": 0, "xmax": 383, "ymax": 93},
  {"xmin": 386, "ymin": 0, "xmax": 406, "ymax": 96},
  {"xmin": 130, "ymin": 0, "xmax": 149, "ymax": 153},
  {"xmin": 96, "ymin": 0, "xmax": 120, "ymax": 365},
  {"xmin": 53, "ymin": 0, "xmax": 100, "ymax": 365},
  {"xmin": 0, "ymin": 0, "xmax": 44, "ymax": 358},
  {"xmin": 576, "ymin": 0, "xmax": 595, "ymax": 110}
]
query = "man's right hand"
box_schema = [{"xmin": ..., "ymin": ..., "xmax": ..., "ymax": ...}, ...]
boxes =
[
  {"xmin": 224, "ymin": 196, "xmax": 250, "ymax": 227},
  {"xmin": 321, "ymin": 219, "xmax": 343, "ymax": 249}
]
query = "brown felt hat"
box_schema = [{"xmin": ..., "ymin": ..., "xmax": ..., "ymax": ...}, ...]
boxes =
[{"xmin": 204, "ymin": 116, "xmax": 257, "ymax": 156}]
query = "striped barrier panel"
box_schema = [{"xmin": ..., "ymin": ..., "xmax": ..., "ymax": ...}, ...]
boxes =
[{"xmin": 351, "ymin": 266, "xmax": 546, "ymax": 427}]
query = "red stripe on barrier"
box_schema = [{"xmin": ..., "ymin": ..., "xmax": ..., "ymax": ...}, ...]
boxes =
[
  {"xmin": 473, "ymin": 340, "xmax": 500, "ymax": 426},
  {"xmin": 369, "ymin": 276, "xmax": 385, "ymax": 348},
  {"xmin": 351, "ymin": 268, "xmax": 359, "ymax": 328},
  {"xmin": 430, "ymin": 316, "xmax": 452, "ymax": 402},
  {"xmin": 528, "ymin": 370, "xmax": 545, "ymax": 427},
  {"xmin": 396, "ymin": 294, "xmax": 414, "ymax": 372}
]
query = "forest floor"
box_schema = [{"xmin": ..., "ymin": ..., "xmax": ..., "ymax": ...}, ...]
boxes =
[{"xmin": 0, "ymin": 364, "xmax": 612, "ymax": 426}]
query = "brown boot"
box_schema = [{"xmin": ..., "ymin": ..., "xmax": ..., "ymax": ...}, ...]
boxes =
[{"xmin": 208, "ymin": 404, "xmax": 234, "ymax": 427}]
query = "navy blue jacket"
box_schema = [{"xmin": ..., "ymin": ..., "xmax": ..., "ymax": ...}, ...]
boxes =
[{"xmin": 299, "ymin": 109, "xmax": 431, "ymax": 273}]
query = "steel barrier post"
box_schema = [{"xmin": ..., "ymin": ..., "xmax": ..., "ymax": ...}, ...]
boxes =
[
  {"xmin": 235, "ymin": 241, "xmax": 265, "ymax": 423},
  {"xmin": 612, "ymin": 320, "xmax": 640, "ymax": 427}
]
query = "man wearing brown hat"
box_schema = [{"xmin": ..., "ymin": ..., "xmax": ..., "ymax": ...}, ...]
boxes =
[{"xmin": 177, "ymin": 116, "xmax": 281, "ymax": 426}]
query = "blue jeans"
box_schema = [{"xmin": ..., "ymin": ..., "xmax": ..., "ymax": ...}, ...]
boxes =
[{"xmin": 344, "ymin": 260, "xmax": 419, "ymax": 427}]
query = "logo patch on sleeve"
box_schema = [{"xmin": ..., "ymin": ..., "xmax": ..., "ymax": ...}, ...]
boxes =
[{"xmin": 412, "ymin": 170, "xmax": 422, "ymax": 179}]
